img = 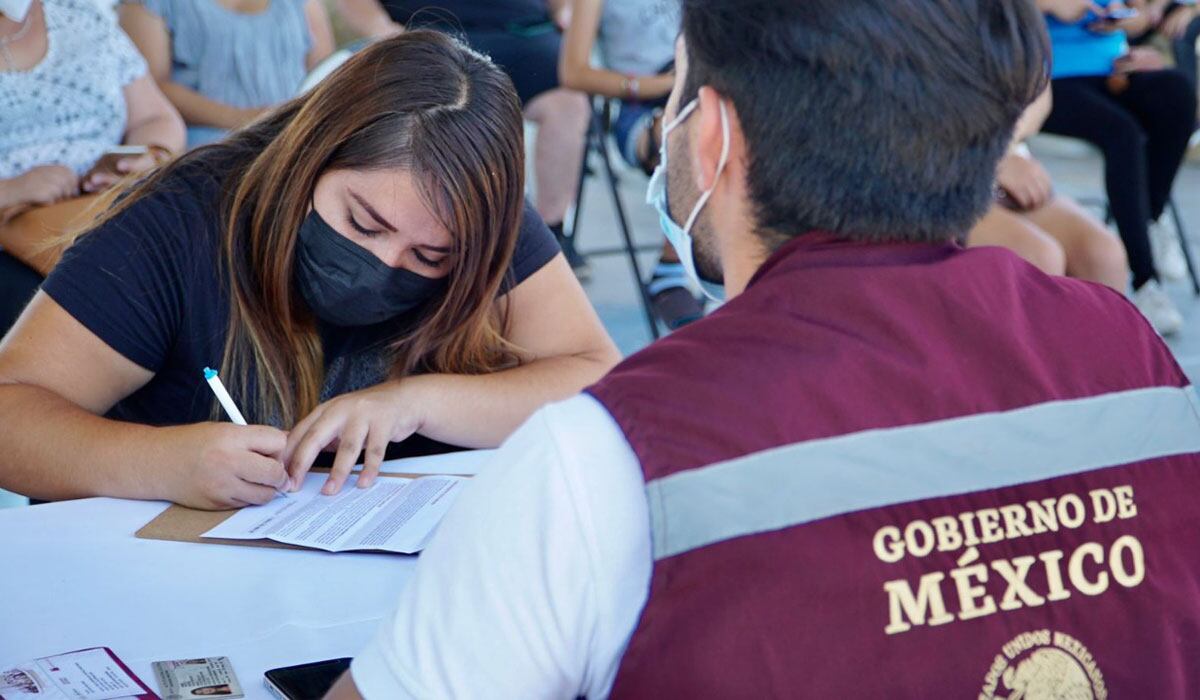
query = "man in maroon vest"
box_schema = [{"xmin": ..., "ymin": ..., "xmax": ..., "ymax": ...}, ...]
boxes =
[{"xmin": 330, "ymin": 0, "xmax": 1200, "ymax": 697}]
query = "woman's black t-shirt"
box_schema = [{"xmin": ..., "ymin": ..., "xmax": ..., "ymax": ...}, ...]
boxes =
[{"xmin": 41, "ymin": 157, "xmax": 559, "ymax": 429}]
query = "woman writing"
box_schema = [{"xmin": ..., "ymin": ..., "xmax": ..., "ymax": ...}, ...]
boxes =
[{"xmin": 0, "ymin": 32, "xmax": 619, "ymax": 509}]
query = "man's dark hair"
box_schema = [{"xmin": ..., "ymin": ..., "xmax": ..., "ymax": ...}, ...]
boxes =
[{"xmin": 680, "ymin": 0, "xmax": 1049, "ymax": 246}]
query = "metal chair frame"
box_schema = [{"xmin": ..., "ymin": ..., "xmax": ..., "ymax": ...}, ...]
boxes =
[
  {"xmin": 1081, "ymin": 195, "xmax": 1200, "ymax": 295},
  {"xmin": 564, "ymin": 97, "xmax": 662, "ymax": 340}
]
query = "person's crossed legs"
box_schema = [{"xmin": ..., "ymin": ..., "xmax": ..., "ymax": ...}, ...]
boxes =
[
  {"xmin": 1025, "ymin": 195, "xmax": 1128, "ymax": 292},
  {"xmin": 524, "ymin": 87, "xmax": 589, "ymax": 233},
  {"xmin": 968, "ymin": 195, "xmax": 1128, "ymax": 293},
  {"xmin": 463, "ymin": 27, "xmax": 590, "ymax": 273},
  {"xmin": 969, "ymin": 204, "xmax": 1067, "ymax": 277}
]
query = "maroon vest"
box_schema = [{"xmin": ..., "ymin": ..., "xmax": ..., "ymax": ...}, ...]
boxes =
[{"xmin": 588, "ymin": 234, "xmax": 1200, "ymax": 698}]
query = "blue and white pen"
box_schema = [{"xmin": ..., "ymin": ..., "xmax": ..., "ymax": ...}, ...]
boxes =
[
  {"xmin": 203, "ymin": 367, "xmax": 288, "ymax": 498},
  {"xmin": 203, "ymin": 367, "xmax": 246, "ymax": 425}
]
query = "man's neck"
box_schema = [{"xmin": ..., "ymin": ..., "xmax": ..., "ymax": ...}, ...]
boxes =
[
  {"xmin": 710, "ymin": 181, "xmax": 773, "ymax": 300},
  {"xmin": 720, "ymin": 234, "xmax": 772, "ymax": 300}
]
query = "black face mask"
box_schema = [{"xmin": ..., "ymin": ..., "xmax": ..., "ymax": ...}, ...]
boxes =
[{"xmin": 294, "ymin": 210, "xmax": 448, "ymax": 327}]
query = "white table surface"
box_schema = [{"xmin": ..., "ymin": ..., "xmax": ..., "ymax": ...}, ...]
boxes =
[{"xmin": 0, "ymin": 450, "xmax": 489, "ymax": 699}]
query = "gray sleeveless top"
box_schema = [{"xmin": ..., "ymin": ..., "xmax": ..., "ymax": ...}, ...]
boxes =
[
  {"xmin": 598, "ymin": 0, "xmax": 677, "ymax": 75},
  {"xmin": 134, "ymin": 0, "xmax": 311, "ymax": 145}
]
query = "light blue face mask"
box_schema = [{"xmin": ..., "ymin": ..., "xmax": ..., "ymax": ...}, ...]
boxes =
[{"xmin": 646, "ymin": 98, "xmax": 731, "ymax": 302}]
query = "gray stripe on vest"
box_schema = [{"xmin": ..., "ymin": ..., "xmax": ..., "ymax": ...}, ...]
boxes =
[{"xmin": 646, "ymin": 385, "xmax": 1200, "ymax": 561}]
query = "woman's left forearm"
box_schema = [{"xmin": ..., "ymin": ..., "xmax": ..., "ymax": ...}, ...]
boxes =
[
  {"xmin": 407, "ymin": 351, "xmax": 616, "ymax": 448},
  {"xmin": 124, "ymin": 113, "xmax": 185, "ymax": 155}
]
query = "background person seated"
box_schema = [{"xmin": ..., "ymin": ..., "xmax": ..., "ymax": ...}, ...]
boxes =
[
  {"xmin": 337, "ymin": 0, "xmax": 591, "ymax": 275},
  {"xmin": 1039, "ymin": 0, "xmax": 1196, "ymax": 331},
  {"xmin": 968, "ymin": 87, "xmax": 1129, "ymax": 295},
  {"xmin": 329, "ymin": 2, "xmax": 1200, "ymax": 698},
  {"xmin": 558, "ymin": 0, "xmax": 705, "ymax": 329},
  {"xmin": 0, "ymin": 0, "xmax": 184, "ymax": 325},
  {"xmin": 1128, "ymin": 0, "xmax": 1200, "ymax": 95},
  {"xmin": 0, "ymin": 33, "xmax": 619, "ymax": 510},
  {"xmin": 119, "ymin": 0, "xmax": 334, "ymax": 148}
]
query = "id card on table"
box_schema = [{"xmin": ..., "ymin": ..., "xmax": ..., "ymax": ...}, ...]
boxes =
[
  {"xmin": 0, "ymin": 647, "xmax": 157, "ymax": 699},
  {"xmin": 151, "ymin": 658, "xmax": 243, "ymax": 700}
]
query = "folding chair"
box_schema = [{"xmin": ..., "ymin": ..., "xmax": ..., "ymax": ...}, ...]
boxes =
[
  {"xmin": 1165, "ymin": 197, "xmax": 1200, "ymax": 295},
  {"xmin": 1030, "ymin": 134, "xmax": 1199, "ymax": 295},
  {"xmin": 563, "ymin": 97, "xmax": 663, "ymax": 340},
  {"xmin": 1080, "ymin": 195, "xmax": 1200, "ymax": 296}
]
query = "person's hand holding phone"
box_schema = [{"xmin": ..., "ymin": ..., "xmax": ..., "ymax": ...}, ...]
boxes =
[
  {"xmin": 1043, "ymin": 0, "xmax": 1106, "ymax": 23},
  {"xmin": 81, "ymin": 148, "xmax": 159, "ymax": 193},
  {"xmin": 1087, "ymin": 3, "xmax": 1149, "ymax": 34}
]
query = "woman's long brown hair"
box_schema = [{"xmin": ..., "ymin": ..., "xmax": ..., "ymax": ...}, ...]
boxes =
[{"xmin": 81, "ymin": 32, "xmax": 526, "ymax": 426}]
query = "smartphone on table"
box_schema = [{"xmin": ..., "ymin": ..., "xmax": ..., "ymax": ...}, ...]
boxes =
[{"xmin": 264, "ymin": 658, "xmax": 352, "ymax": 700}]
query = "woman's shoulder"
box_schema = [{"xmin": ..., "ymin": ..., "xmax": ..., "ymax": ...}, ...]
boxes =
[
  {"xmin": 43, "ymin": 0, "xmax": 117, "ymax": 30},
  {"xmin": 43, "ymin": 0, "xmax": 145, "ymax": 66}
]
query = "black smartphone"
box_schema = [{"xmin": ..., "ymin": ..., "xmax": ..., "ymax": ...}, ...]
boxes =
[
  {"xmin": 1083, "ymin": 7, "xmax": 1138, "ymax": 24},
  {"xmin": 263, "ymin": 658, "xmax": 352, "ymax": 700},
  {"xmin": 1103, "ymin": 7, "xmax": 1139, "ymax": 20}
]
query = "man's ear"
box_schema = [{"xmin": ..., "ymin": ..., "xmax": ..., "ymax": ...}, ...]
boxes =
[{"xmin": 689, "ymin": 86, "xmax": 730, "ymax": 193}]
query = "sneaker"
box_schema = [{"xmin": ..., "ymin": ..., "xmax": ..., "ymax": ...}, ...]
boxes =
[
  {"xmin": 1132, "ymin": 280, "xmax": 1184, "ymax": 336},
  {"xmin": 552, "ymin": 228, "xmax": 592, "ymax": 281},
  {"xmin": 1149, "ymin": 218, "xmax": 1188, "ymax": 282}
]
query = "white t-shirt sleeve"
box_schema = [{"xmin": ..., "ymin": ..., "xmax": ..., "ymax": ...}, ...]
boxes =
[{"xmin": 351, "ymin": 394, "xmax": 652, "ymax": 699}]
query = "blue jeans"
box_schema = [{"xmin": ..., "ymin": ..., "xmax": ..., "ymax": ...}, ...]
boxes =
[{"xmin": 612, "ymin": 100, "xmax": 663, "ymax": 169}]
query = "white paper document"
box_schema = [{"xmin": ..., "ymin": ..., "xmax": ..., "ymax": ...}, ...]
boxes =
[
  {"xmin": 1, "ymin": 647, "xmax": 154, "ymax": 700},
  {"xmin": 202, "ymin": 473, "xmax": 465, "ymax": 554}
]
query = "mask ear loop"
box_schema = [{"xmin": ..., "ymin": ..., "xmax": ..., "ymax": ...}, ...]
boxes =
[
  {"xmin": 663, "ymin": 98, "xmax": 699, "ymax": 137},
  {"xmin": 645, "ymin": 98, "xmax": 697, "ymax": 206},
  {"xmin": 682, "ymin": 100, "xmax": 731, "ymax": 234}
]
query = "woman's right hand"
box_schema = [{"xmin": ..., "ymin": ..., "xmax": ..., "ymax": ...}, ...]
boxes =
[
  {"xmin": 3, "ymin": 165, "xmax": 79, "ymax": 208},
  {"xmin": 159, "ymin": 422, "xmax": 290, "ymax": 510},
  {"xmin": 996, "ymin": 151, "xmax": 1053, "ymax": 211}
]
